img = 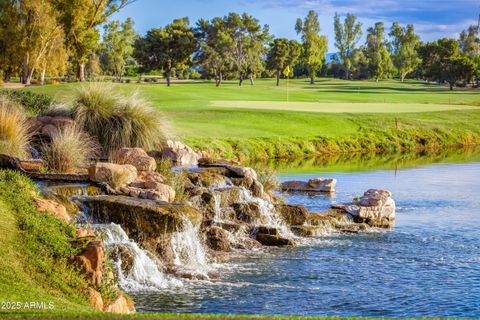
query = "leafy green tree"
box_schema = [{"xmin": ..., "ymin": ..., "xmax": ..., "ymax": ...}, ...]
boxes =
[
  {"xmin": 389, "ymin": 23, "xmax": 421, "ymax": 82},
  {"xmin": 0, "ymin": 0, "xmax": 23, "ymax": 81},
  {"xmin": 459, "ymin": 25, "xmax": 479, "ymax": 58},
  {"xmin": 295, "ymin": 10, "xmax": 328, "ymax": 84},
  {"xmin": 333, "ymin": 13, "xmax": 362, "ymax": 80},
  {"xmin": 222, "ymin": 12, "xmax": 270, "ymax": 86},
  {"xmin": 51, "ymin": 0, "xmax": 134, "ymax": 81},
  {"xmin": 459, "ymin": 25, "xmax": 479, "ymax": 85},
  {"xmin": 419, "ymin": 38, "xmax": 474, "ymax": 90},
  {"xmin": 195, "ymin": 17, "xmax": 233, "ymax": 86},
  {"xmin": 134, "ymin": 18, "xmax": 196, "ymax": 86},
  {"xmin": 101, "ymin": 18, "xmax": 136, "ymax": 81},
  {"xmin": 365, "ymin": 22, "xmax": 392, "ymax": 81},
  {"xmin": 20, "ymin": 0, "xmax": 66, "ymax": 85},
  {"xmin": 266, "ymin": 38, "xmax": 302, "ymax": 85}
]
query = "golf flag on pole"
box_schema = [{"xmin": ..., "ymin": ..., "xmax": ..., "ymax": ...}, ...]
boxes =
[{"xmin": 283, "ymin": 65, "xmax": 291, "ymax": 77}]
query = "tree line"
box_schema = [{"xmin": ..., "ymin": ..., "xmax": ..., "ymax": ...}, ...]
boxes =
[{"xmin": 0, "ymin": 1, "xmax": 478, "ymax": 89}]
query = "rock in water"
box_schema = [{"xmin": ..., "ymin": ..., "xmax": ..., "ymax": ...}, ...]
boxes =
[
  {"xmin": 275, "ymin": 204, "xmax": 308, "ymax": 225},
  {"xmin": 334, "ymin": 189, "xmax": 395, "ymax": 228},
  {"xmin": 204, "ymin": 226, "xmax": 232, "ymax": 252},
  {"xmin": 232, "ymin": 202, "xmax": 264, "ymax": 223},
  {"xmin": 116, "ymin": 147, "xmax": 157, "ymax": 172},
  {"xmin": 255, "ymin": 233, "xmax": 294, "ymax": 246},
  {"xmin": 281, "ymin": 178, "xmax": 336, "ymax": 193}
]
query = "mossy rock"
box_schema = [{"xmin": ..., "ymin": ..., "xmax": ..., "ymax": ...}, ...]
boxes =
[
  {"xmin": 290, "ymin": 225, "xmax": 327, "ymax": 237},
  {"xmin": 187, "ymin": 168, "xmax": 227, "ymax": 187},
  {"xmin": 78, "ymin": 195, "xmax": 202, "ymax": 237},
  {"xmin": 255, "ymin": 233, "xmax": 294, "ymax": 246}
]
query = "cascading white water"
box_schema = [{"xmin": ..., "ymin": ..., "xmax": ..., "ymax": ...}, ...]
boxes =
[
  {"xmin": 170, "ymin": 220, "xmax": 211, "ymax": 276},
  {"xmin": 236, "ymin": 187, "xmax": 297, "ymax": 239},
  {"xmin": 96, "ymin": 223, "xmax": 182, "ymax": 291}
]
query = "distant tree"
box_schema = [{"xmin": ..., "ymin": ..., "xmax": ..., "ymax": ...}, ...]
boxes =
[
  {"xmin": 195, "ymin": 17, "xmax": 233, "ymax": 86},
  {"xmin": 222, "ymin": 12, "xmax": 270, "ymax": 86},
  {"xmin": 419, "ymin": 38, "xmax": 474, "ymax": 90},
  {"xmin": 0, "ymin": 0, "xmax": 23, "ymax": 81},
  {"xmin": 459, "ymin": 25, "xmax": 480, "ymax": 85},
  {"xmin": 101, "ymin": 18, "xmax": 136, "ymax": 81},
  {"xmin": 134, "ymin": 18, "xmax": 196, "ymax": 86},
  {"xmin": 15, "ymin": 0, "xmax": 66, "ymax": 85},
  {"xmin": 459, "ymin": 25, "xmax": 479, "ymax": 58},
  {"xmin": 51, "ymin": 0, "xmax": 134, "ymax": 81},
  {"xmin": 295, "ymin": 10, "xmax": 328, "ymax": 84},
  {"xmin": 266, "ymin": 38, "xmax": 301, "ymax": 86},
  {"xmin": 389, "ymin": 23, "xmax": 421, "ymax": 82},
  {"xmin": 365, "ymin": 22, "xmax": 392, "ymax": 81},
  {"xmin": 333, "ymin": 13, "xmax": 362, "ymax": 80}
]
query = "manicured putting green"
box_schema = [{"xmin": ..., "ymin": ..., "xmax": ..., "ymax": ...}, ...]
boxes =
[{"xmin": 211, "ymin": 101, "xmax": 479, "ymax": 113}]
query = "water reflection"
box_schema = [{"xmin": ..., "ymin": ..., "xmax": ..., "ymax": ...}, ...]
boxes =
[{"xmin": 253, "ymin": 147, "xmax": 480, "ymax": 174}]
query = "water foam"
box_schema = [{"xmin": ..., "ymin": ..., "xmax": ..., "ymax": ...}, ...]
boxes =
[{"xmin": 96, "ymin": 223, "xmax": 182, "ymax": 291}]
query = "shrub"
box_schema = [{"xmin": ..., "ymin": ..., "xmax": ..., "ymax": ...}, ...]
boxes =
[
  {"xmin": 73, "ymin": 83, "xmax": 164, "ymax": 154},
  {"xmin": 41, "ymin": 124, "xmax": 99, "ymax": 173},
  {"xmin": 255, "ymin": 165, "xmax": 280, "ymax": 193},
  {"xmin": 41, "ymin": 103, "xmax": 73, "ymax": 117},
  {"xmin": 0, "ymin": 97, "xmax": 31, "ymax": 158},
  {"xmin": 0, "ymin": 89, "xmax": 55, "ymax": 115},
  {"xmin": 156, "ymin": 158, "xmax": 189, "ymax": 203}
]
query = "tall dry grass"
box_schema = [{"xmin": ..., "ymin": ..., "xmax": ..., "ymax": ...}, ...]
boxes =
[
  {"xmin": 41, "ymin": 124, "xmax": 99, "ymax": 173},
  {"xmin": 0, "ymin": 97, "xmax": 31, "ymax": 159},
  {"xmin": 72, "ymin": 84, "xmax": 164, "ymax": 154}
]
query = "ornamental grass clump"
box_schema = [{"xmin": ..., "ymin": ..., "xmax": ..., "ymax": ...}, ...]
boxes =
[
  {"xmin": 0, "ymin": 97, "xmax": 31, "ymax": 159},
  {"xmin": 41, "ymin": 124, "xmax": 99, "ymax": 173},
  {"xmin": 72, "ymin": 83, "xmax": 164, "ymax": 154}
]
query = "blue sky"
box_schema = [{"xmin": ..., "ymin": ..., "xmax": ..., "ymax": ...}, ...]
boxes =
[{"xmin": 111, "ymin": 0, "xmax": 479, "ymax": 51}]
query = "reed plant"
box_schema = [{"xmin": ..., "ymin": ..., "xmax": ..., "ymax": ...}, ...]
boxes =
[
  {"xmin": 0, "ymin": 97, "xmax": 31, "ymax": 158},
  {"xmin": 41, "ymin": 124, "xmax": 99, "ymax": 173},
  {"xmin": 72, "ymin": 84, "xmax": 164, "ymax": 154}
]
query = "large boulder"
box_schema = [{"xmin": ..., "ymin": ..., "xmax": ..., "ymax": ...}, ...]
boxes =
[
  {"xmin": 85, "ymin": 287, "xmax": 103, "ymax": 311},
  {"xmin": 79, "ymin": 195, "xmax": 202, "ymax": 235},
  {"xmin": 334, "ymin": 189, "xmax": 395, "ymax": 228},
  {"xmin": 204, "ymin": 226, "xmax": 232, "ymax": 252},
  {"xmin": 187, "ymin": 168, "xmax": 227, "ymax": 188},
  {"xmin": 232, "ymin": 202, "xmax": 263, "ymax": 224},
  {"xmin": 225, "ymin": 166, "xmax": 258, "ymax": 181},
  {"xmin": 89, "ymin": 163, "xmax": 137, "ymax": 189},
  {"xmin": 104, "ymin": 294, "xmax": 136, "ymax": 314},
  {"xmin": 32, "ymin": 197, "xmax": 71, "ymax": 222},
  {"xmin": 255, "ymin": 234, "xmax": 294, "ymax": 246},
  {"xmin": 78, "ymin": 195, "xmax": 202, "ymax": 267},
  {"xmin": 72, "ymin": 240, "xmax": 105, "ymax": 287},
  {"xmin": 116, "ymin": 148, "xmax": 156, "ymax": 172},
  {"xmin": 161, "ymin": 140, "xmax": 200, "ymax": 166},
  {"xmin": 275, "ymin": 204, "xmax": 308, "ymax": 225},
  {"xmin": 281, "ymin": 178, "xmax": 336, "ymax": 193}
]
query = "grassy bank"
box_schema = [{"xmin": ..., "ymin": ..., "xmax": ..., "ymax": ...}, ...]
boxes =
[
  {"xmin": 26, "ymin": 78, "xmax": 480, "ymax": 160},
  {"xmin": 0, "ymin": 170, "xmax": 93, "ymax": 317}
]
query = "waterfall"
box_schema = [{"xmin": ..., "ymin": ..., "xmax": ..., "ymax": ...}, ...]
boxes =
[
  {"xmin": 95, "ymin": 223, "xmax": 182, "ymax": 291},
  {"xmin": 171, "ymin": 220, "xmax": 211, "ymax": 277}
]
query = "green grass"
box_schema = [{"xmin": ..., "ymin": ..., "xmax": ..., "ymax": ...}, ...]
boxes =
[
  {"xmin": 26, "ymin": 78, "xmax": 480, "ymax": 160},
  {"xmin": 0, "ymin": 170, "xmax": 93, "ymax": 317}
]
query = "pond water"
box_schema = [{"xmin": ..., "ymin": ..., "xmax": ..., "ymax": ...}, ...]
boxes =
[{"xmin": 131, "ymin": 150, "xmax": 480, "ymax": 317}]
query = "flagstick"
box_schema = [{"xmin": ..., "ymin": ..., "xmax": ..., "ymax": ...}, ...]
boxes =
[{"xmin": 287, "ymin": 75, "xmax": 289, "ymax": 105}]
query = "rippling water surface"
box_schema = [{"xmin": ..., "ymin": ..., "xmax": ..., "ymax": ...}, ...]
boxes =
[{"xmin": 133, "ymin": 160, "xmax": 480, "ymax": 317}]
